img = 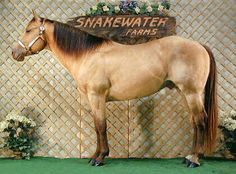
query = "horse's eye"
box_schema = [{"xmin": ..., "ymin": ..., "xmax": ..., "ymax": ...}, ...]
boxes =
[{"xmin": 26, "ymin": 30, "xmax": 31, "ymax": 33}]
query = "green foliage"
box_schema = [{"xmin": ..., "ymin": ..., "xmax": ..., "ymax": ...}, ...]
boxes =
[
  {"xmin": 161, "ymin": 1, "xmax": 171, "ymax": 10},
  {"xmin": 222, "ymin": 129, "xmax": 236, "ymax": 155},
  {"xmin": 84, "ymin": 0, "xmax": 171, "ymax": 16}
]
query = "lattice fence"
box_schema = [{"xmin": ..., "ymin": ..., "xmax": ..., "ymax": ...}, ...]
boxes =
[{"xmin": 0, "ymin": 0, "xmax": 235, "ymax": 158}]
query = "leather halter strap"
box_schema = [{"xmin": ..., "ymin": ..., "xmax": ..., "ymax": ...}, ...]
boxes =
[{"xmin": 18, "ymin": 19, "xmax": 46, "ymax": 54}]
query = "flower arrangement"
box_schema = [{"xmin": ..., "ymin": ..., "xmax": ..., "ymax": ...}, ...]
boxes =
[
  {"xmin": 85, "ymin": 0, "xmax": 170, "ymax": 16},
  {"xmin": 0, "ymin": 112, "xmax": 37, "ymax": 159},
  {"xmin": 219, "ymin": 110, "xmax": 236, "ymax": 156},
  {"xmin": 219, "ymin": 110, "xmax": 236, "ymax": 131}
]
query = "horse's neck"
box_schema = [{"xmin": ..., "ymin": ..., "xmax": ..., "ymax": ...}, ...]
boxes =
[{"xmin": 45, "ymin": 22, "xmax": 83, "ymax": 78}]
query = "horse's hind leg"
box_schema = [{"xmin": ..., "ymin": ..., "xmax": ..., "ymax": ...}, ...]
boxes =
[{"xmin": 182, "ymin": 91, "xmax": 207, "ymax": 167}]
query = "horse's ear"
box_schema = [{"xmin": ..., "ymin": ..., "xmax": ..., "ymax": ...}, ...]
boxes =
[{"xmin": 32, "ymin": 10, "xmax": 39, "ymax": 20}]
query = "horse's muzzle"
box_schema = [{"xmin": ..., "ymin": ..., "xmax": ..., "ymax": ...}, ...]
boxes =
[{"xmin": 12, "ymin": 47, "xmax": 25, "ymax": 62}]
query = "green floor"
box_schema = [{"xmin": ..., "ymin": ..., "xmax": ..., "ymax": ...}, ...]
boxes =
[{"xmin": 0, "ymin": 157, "xmax": 235, "ymax": 174}]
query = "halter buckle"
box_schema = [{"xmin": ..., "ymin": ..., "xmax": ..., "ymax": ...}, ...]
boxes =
[{"xmin": 39, "ymin": 26, "xmax": 45, "ymax": 33}]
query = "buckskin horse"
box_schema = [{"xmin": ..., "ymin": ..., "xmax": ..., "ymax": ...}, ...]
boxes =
[{"xmin": 12, "ymin": 12, "xmax": 218, "ymax": 167}]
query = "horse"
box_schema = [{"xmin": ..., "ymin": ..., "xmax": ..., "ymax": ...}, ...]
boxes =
[{"xmin": 12, "ymin": 11, "xmax": 218, "ymax": 167}]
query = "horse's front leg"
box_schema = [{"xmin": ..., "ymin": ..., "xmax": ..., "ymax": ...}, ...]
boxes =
[
  {"xmin": 87, "ymin": 92, "xmax": 109, "ymax": 166},
  {"xmin": 88, "ymin": 121, "xmax": 101, "ymax": 165}
]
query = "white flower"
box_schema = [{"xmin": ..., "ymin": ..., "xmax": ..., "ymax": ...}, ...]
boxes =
[
  {"xmin": 102, "ymin": 5, "xmax": 110, "ymax": 12},
  {"xmin": 135, "ymin": 7, "xmax": 140, "ymax": 14},
  {"xmin": 114, "ymin": 6, "xmax": 120, "ymax": 12},
  {"xmin": 158, "ymin": 4, "xmax": 164, "ymax": 11},
  {"xmin": 17, "ymin": 127, "xmax": 22, "ymax": 133},
  {"xmin": 30, "ymin": 119, "xmax": 36, "ymax": 127},
  {"xmin": 5, "ymin": 111, "xmax": 36, "ymax": 127},
  {"xmin": 92, "ymin": 5, "xmax": 97, "ymax": 11},
  {"xmin": 147, "ymin": 6, "xmax": 153, "ymax": 12},
  {"xmin": 0, "ymin": 121, "xmax": 9, "ymax": 132},
  {"xmin": 230, "ymin": 110, "xmax": 236, "ymax": 116},
  {"xmin": 219, "ymin": 110, "xmax": 236, "ymax": 131},
  {"xmin": 6, "ymin": 111, "xmax": 19, "ymax": 121},
  {"xmin": 22, "ymin": 117, "xmax": 30, "ymax": 124},
  {"xmin": 18, "ymin": 116, "xmax": 24, "ymax": 123}
]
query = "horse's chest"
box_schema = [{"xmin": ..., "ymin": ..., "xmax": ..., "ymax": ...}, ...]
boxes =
[{"xmin": 76, "ymin": 69, "xmax": 110, "ymax": 95}]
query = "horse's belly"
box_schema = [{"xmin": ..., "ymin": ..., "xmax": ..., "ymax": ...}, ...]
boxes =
[{"xmin": 108, "ymin": 76, "xmax": 164, "ymax": 101}]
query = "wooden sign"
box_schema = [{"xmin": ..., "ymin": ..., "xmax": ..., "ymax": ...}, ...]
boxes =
[{"xmin": 67, "ymin": 15, "xmax": 176, "ymax": 45}]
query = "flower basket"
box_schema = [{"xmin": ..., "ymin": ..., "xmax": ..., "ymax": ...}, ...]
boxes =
[
  {"xmin": 0, "ymin": 112, "xmax": 37, "ymax": 159},
  {"xmin": 13, "ymin": 151, "xmax": 23, "ymax": 160}
]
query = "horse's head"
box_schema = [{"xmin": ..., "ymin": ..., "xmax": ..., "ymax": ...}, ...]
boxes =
[{"xmin": 12, "ymin": 11, "xmax": 47, "ymax": 61}]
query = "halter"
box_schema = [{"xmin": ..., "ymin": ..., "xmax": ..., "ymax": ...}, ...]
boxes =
[{"xmin": 18, "ymin": 19, "xmax": 46, "ymax": 54}]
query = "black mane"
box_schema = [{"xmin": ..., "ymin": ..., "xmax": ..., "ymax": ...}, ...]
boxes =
[{"xmin": 53, "ymin": 21, "xmax": 109, "ymax": 55}]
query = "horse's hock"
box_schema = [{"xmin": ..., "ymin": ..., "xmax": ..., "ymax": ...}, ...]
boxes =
[{"xmin": 0, "ymin": 0, "xmax": 235, "ymax": 158}]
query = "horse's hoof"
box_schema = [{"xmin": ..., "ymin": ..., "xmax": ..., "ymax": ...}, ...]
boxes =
[
  {"xmin": 94, "ymin": 160, "xmax": 104, "ymax": 166},
  {"xmin": 88, "ymin": 158, "xmax": 96, "ymax": 166},
  {"xmin": 187, "ymin": 162, "xmax": 200, "ymax": 168},
  {"xmin": 183, "ymin": 158, "xmax": 191, "ymax": 166}
]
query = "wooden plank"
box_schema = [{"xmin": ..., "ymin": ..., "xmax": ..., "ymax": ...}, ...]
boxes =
[{"xmin": 67, "ymin": 15, "xmax": 176, "ymax": 44}]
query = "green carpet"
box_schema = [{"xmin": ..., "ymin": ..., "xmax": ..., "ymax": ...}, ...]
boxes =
[{"xmin": 0, "ymin": 157, "xmax": 235, "ymax": 174}]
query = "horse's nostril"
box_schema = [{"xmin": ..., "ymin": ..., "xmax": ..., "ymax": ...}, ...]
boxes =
[{"xmin": 12, "ymin": 51, "xmax": 16, "ymax": 58}]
